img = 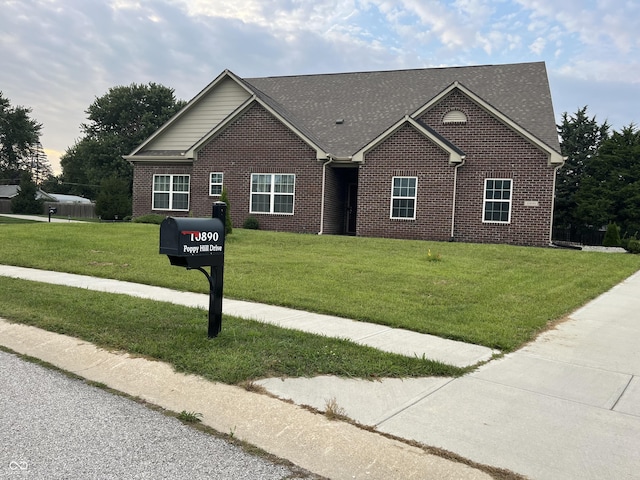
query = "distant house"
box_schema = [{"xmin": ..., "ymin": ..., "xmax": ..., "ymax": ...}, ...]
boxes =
[
  {"xmin": 0, "ymin": 185, "xmax": 55, "ymax": 201},
  {"xmin": 46, "ymin": 193, "xmax": 93, "ymax": 204},
  {"xmin": 126, "ymin": 62, "xmax": 564, "ymax": 246}
]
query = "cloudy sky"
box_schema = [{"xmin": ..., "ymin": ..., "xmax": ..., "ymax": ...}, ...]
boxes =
[{"xmin": 1, "ymin": 0, "xmax": 638, "ymax": 174}]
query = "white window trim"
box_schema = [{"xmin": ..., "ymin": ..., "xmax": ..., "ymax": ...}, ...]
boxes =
[
  {"xmin": 390, "ymin": 176, "xmax": 417, "ymax": 220},
  {"xmin": 482, "ymin": 178, "xmax": 512, "ymax": 224},
  {"xmin": 152, "ymin": 174, "xmax": 190, "ymax": 211},
  {"xmin": 209, "ymin": 172, "xmax": 223, "ymax": 197},
  {"xmin": 250, "ymin": 173, "xmax": 296, "ymax": 215}
]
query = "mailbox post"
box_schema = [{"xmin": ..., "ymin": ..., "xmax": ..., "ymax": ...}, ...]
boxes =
[{"xmin": 159, "ymin": 202, "xmax": 226, "ymax": 338}]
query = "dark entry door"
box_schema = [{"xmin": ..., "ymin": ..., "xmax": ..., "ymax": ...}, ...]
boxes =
[{"xmin": 346, "ymin": 183, "xmax": 357, "ymax": 235}]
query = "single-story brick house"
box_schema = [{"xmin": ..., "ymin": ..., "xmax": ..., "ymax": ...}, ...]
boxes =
[{"xmin": 126, "ymin": 61, "xmax": 564, "ymax": 246}]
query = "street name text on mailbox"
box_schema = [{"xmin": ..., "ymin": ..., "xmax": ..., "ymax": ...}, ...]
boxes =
[{"xmin": 159, "ymin": 217, "xmax": 225, "ymax": 268}]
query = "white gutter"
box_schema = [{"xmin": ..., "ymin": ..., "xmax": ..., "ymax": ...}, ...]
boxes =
[
  {"xmin": 318, "ymin": 156, "xmax": 335, "ymax": 235},
  {"xmin": 548, "ymin": 158, "xmax": 567, "ymax": 245},
  {"xmin": 450, "ymin": 157, "xmax": 466, "ymax": 240}
]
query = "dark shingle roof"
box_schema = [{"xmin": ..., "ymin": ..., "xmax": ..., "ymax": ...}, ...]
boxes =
[{"xmin": 244, "ymin": 62, "xmax": 559, "ymax": 158}]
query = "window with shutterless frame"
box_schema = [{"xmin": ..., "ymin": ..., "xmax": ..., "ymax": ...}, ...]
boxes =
[
  {"xmin": 152, "ymin": 174, "xmax": 190, "ymax": 211},
  {"xmin": 250, "ymin": 173, "xmax": 295, "ymax": 214},
  {"xmin": 209, "ymin": 172, "xmax": 223, "ymax": 196},
  {"xmin": 483, "ymin": 178, "xmax": 512, "ymax": 223},
  {"xmin": 390, "ymin": 176, "xmax": 417, "ymax": 219}
]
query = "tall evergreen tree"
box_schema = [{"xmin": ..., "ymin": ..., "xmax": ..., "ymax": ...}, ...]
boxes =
[
  {"xmin": 576, "ymin": 124, "xmax": 640, "ymax": 236},
  {"xmin": 555, "ymin": 107, "xmax": 609, "ymax": 232}
]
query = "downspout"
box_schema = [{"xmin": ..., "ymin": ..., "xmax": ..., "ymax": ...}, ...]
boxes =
[
  {"xmin": 318, "ymin": 155, "xmax": 334, "ymax": 235},
  {"xmin": 450, "ymin": 157, "xmax": 466, "ymax": 240},
  {"xmin": 549, "ymin": 158, "xmax": 566, "ymax": 245}
]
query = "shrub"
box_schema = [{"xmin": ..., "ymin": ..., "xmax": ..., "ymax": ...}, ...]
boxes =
[
  {"xmin": 11, "ymin": 172, "xmax": 44, "ymax": 214},
  {"xmin": 132, "ymin": 214, "xmax": 165, "ymax": 224},
  {"xmin": 95, "ymin": 177, "xmax": 132, "ymax": 221},
  {"xmin": 243, "ymin": 216, "xmax": 260, "ymax": 230},
  {"xmin": 602, "ymin": 222, "xmax": 621, "ymax": 247},
  {"xmin": 626, "ymin": 237, "xmax": 640, "ymax": 254},
  {"xmin": 220, "ymin": 187, "xmax": 233, "ymax": 234}
]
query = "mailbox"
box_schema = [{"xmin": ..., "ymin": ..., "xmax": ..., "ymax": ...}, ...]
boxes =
[
  {"xmin": 159, "ymin": 217, "xmax": 225, "ymax": 268},
  {"xmin": 159, "ymin": 202, "xmax": 227, "ymax": 338}
]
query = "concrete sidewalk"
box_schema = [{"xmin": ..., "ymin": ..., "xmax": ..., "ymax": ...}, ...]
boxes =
[
  {"xmin": 1, "ymin": 265, "xmax": 640, "ymax": 479},
  {"xmin": 0, "ymin": 265, "xmax": 495, "ymax": 368},
  {"xmin": 0, "ymin": 213, "xmax": 84, "ymax": 223},
  {"xmin": 259, "ymin": 269, "xmax": 640, "ymax": 479}
]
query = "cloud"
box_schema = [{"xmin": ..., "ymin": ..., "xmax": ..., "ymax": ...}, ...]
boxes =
[
  {"xmin": 529, "ymin": 37, "xmax": 545, "ymax": 55},
  {"xmin": 1, "ymin": 0, "xmax": 638, "ymax": 175}
]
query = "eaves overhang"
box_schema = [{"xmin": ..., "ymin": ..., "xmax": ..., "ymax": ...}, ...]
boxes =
[{"xmin": 413, "ymin": 81, "xmax": 564, "ymax": 166}]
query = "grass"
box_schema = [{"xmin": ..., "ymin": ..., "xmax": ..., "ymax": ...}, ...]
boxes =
[
  {"xmin": 0, "ymin": 276, "xmax": 463, "ymax": 383},
  {"xmin": 1, "ymin": 222, "xmax": 639, "ymax": 351},
  {"xmin": 177, "ymin": 411, "xmax": 203, "ymax": 423}
]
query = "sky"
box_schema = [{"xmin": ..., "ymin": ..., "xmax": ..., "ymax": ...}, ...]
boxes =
[{"xmin": 1, "ymin": 0, "xmax": 638, "ymax": 174}]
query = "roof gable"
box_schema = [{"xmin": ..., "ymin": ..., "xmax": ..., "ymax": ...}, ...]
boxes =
[
  {"xmin": 413, "ymin": 82, "xmax": 564, "ymax": 165},
  {"xmin": 126, "ymin": 70, "xmax": 254, "ymax": 159},
  {"xmin": 352, "ymin": 116, "xmax": 465, "ymax": 164}
]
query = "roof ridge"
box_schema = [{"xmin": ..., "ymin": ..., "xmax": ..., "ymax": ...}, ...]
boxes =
[{"xmin": 245, "ymin": 61, "xmax": 546, "ymax": 81}]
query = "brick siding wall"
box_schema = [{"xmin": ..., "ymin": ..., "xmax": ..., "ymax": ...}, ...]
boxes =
[
  {"xmin": 417, "ymin": 90, "xmax": 556, "ymax": 246},
  {"xmin": 358, "ymin": 124, "xmax": 455, "ymax": 241},
  {"xmin": 132, "ymin": 163, "xmax": 193, "ymax": 217},
  {"xmin": 195, "ymin": 103, "xmax": 324, "ymax": 233}
]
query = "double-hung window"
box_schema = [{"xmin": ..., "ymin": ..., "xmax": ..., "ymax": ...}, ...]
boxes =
[
  {"xmin": 250, "ymin": 173, "xmax": 295, "ymax": 214},
  {"xmin": 483, "ymin": 179, "xmax": 512, "ymax": 223},
  {"xmin": 153, "ymin": 174, "xmax": 190, "ymax": 211},
  {"xmin": 209, "ymin": 172, "xmax": 223, "ymax": 196},
  {"xmin": 390, "ymin": 176, "xmax": 417, "ymax": 219}
]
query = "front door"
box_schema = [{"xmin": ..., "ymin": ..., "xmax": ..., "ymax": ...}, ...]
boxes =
[{"xmin": 346, "ymin": 182, "xmax": 357, "ymax": 235}]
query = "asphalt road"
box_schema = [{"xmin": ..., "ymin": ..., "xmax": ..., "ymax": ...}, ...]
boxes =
[{"xmin": 0, "ymin": 350, "xmax": 314, "ymax": 479}]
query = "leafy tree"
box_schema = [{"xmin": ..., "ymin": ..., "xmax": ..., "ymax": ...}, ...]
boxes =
[
  {"xmin": 11, "ymin": 171, "xmax": 44, "ymax": 214},
  {"xmin": 61, "ymin": 83, "xmax": 186, "ymax": 200},
  {"xmin": 95, "ymin": 176, "xmax": 132, "ymax": 220},
  {"xmin": 576, "ymin": 124, "xmax": 640, "ymax": 236},
  {"xmin": 0, "ymin": 92, "xmax": 43, "ymax": 179},
  {"xmin": 555, "ymin": 107, "xmax": 609, "ymax": 232}
]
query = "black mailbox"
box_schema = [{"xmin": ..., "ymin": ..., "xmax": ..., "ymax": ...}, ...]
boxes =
[
  {"xmin": 159, "ymin": 217, "xmax": 225, "ymax": 268},
  {"xmin": 159, "ymin": 202, "xmax": 227, "ymax": 338},
  {"xmin": 48, "ymin": 207, "xmax": 57, "ymax": 222}
]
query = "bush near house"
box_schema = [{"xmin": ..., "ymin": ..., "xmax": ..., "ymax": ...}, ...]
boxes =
[{"xmin": 602, "ymin": 222, "xmax": 621, "ymax": 247}]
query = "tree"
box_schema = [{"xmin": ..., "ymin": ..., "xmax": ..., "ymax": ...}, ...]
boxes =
[
  {"xmin": 29, "ymin": 142, "xmax": 53, "ymax": 186},
  {"xmin": 555, "ymin": 107, "xmax": 609, "ymax": 232},
  {"xmin": 61, "ymin": 83, "xmax": 186, "ymax": 200},
  {"xmin": 576, "ymin": 124, "xmax": 640, "ymax": 236},
  {"xmin": 11, "ymin": 171, "xmax": 44, "ymax": 214},
  {"xmin": 95, "ymin": 176, "xmax": 132, "ymax": 220},
  {"xmin": 0, "ymin": 92, "xmax": 43, "ymax": 178}
]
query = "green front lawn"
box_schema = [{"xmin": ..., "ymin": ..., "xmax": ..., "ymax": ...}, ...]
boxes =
[
  {"xmin": 0, "ymin": 276, "xmax": 462, "ymax": 383},
  {"xmin": 1, "ymin": 222, "xmax": 639, "ymax": 351}
]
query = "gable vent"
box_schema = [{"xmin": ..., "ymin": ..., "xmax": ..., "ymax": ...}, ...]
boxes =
[{"xmin": 443, "ymin": 110, "xmax": 467, "ymax": 124}]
